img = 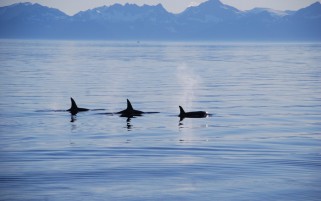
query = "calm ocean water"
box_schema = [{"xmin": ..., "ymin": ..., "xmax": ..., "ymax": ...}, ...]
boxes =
[{"xmin": 0, "ymin": 40, "xmax": 321, "ymax": 201}]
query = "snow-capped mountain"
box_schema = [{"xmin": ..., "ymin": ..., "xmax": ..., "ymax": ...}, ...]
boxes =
[
  {"xmin": 179, "ymin": 0, "xmax": 242, "ymax": 23},
  {"xmin": 74, "ymin": 3, "xmax": 173, "ymax": 23},
  {"xmin": 246, "ymin": 8, "xmax": 291, "ymax": 17},
  {"xmin": 0, "ymin": 2, "xmax": 67, "ymax": 22},
  {"xmin": 0, "ymin": 0, "xmax": 320, "ymax": 40}
]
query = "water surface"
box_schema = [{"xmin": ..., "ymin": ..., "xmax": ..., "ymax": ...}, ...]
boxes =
[{"xmin": 0, "ymin": 40, "xmax": 321, "ymax": 200}]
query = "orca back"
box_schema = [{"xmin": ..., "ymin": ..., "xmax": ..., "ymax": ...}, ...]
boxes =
[
  {"xmin": 67, "ymin": 97, "xmax": 89, "ymax": 115},
  {"xmin": 117, "ymin": 99, "xmax": 143, "ymax": 117},
  {"xmin": 178, "ymin": 106, "xmax": 207, "ymax": 120}
]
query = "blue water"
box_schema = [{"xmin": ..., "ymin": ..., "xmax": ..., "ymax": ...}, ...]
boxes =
[{"xmin": 0, "ymin": 40, "xmax": 321, "ymax": 201}]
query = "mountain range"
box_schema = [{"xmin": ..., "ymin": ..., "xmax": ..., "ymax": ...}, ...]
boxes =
[{"xmin": 1, "ymin": 0, "xmax": 321, "ymax": 41}]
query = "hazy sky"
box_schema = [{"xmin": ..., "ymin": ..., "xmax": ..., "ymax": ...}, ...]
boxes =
[{"xmin": 1, "ymin": 0, "xmax": 320, "ymax": 15}]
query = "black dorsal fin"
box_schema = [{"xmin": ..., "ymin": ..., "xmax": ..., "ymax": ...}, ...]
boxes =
[
  {"xmin": 70, "ymin": 97, "xmax": 78, "ymax": 109},
  {"xmin": 127, "ymin": 99, "xmax": 134, "ymax": 111},
  {"xmin": 179, "ymin": 106, "xmax": 185, "ymax": 116}
]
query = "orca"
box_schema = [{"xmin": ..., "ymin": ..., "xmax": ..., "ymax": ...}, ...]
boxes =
[
  {"xmin": 67, "ymin": 97, "xmax": 89, "ymax": 115},
  {"xmin": 178, "ymin": 106, "xmax": 208, "ymax": 121},
  {"xmin": 116, "ymin": 99, "xmax": 144, "ymax": 117}
]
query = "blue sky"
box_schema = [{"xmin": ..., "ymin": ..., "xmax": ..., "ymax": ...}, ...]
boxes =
[{"xmin": 1, "ymin": 0, "xmax": 320, "ymax": 15}]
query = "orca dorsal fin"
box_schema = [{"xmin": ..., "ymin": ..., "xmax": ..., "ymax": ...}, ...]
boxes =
[
  {"xmin": 179, "ymin": 106, "xmax": 185, "ymax": 116},
  {"xmin": 70, "ymin": 97, "xmax": 78, "ymax": 110},
  {"xmin": 127, "ymin": 99, "xmax": 134, "ymax": 111}
]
